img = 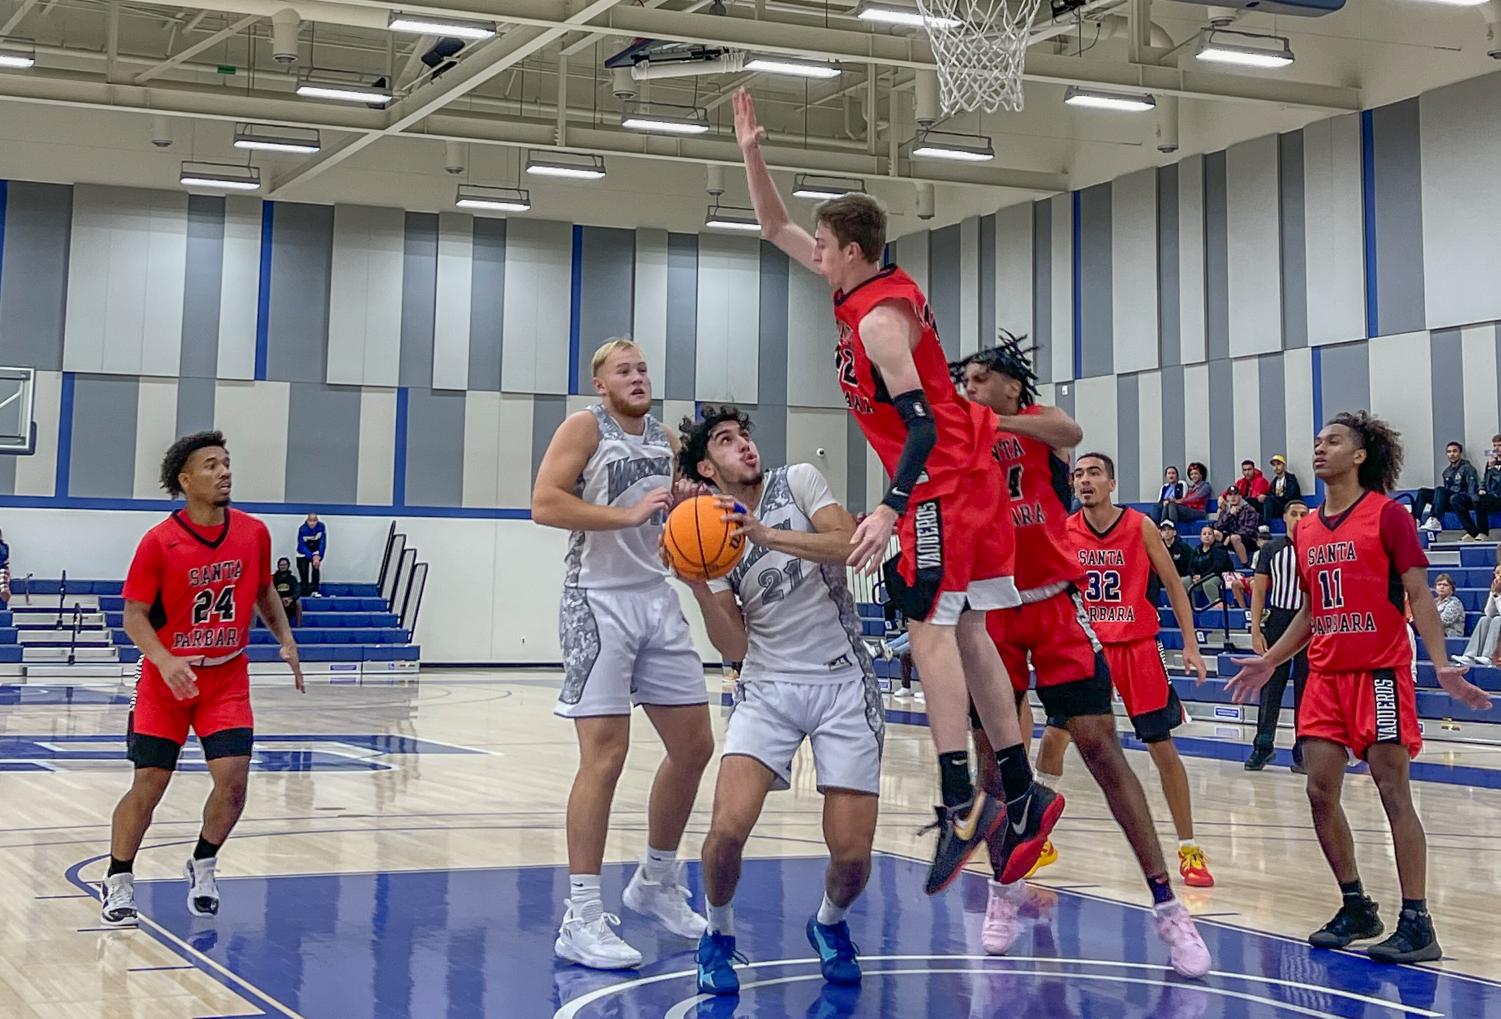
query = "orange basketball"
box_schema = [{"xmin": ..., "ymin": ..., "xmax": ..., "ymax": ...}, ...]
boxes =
[{"xmin": 664, "ymin": 495, "xmax": 746, "ymax": 581}]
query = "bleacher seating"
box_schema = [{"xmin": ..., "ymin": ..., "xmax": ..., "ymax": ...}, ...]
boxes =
[{"xmin": 0, "ymin": 580, "xmax": 420, "ymax": 677}]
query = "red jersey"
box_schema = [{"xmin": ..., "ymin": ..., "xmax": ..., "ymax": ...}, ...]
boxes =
[
  {"xmin": 1294, "ymin": 492, "xmax": 1426, "ymax": 672},
  {"xmin": 991, "ymin": 405, "xmax": 1081, "ymax": 591},
  {"xmin": 1066, "ymin": 506, "xmax": 1158, "ymax": 644},
  {"xmin": 832, "ymin": 266, "xmax": 991, "ymax": 493},
  {"xmin": 123, "ymin": 509, "xmax": 272, "ymax": 663}
]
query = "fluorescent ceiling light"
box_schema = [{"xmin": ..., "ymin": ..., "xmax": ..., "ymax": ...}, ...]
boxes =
[
  {"xmin": 180, "ymin": 161, "xmax": 261, "ymax": 191},
  {"xmin": 455, "ymin": 184, "xmax": 531, "ymax": 212},
  {"xmin": 621, "ymin": 100, "xmax": 709, "ymax": 135},
  {"xmin": 911, "ymin": 128, "xmax": 994, "ymax": 162},
  {"xmin": 0, "ymin": 38, "xmax": 36, "ymax": 69},
  {"xmin": 792, "ymin": 174, "xmax": 866, "ymax": 200},
  {"xmin": 233, "ymin": 123, "xmax": 321, "ymax": 154},
  {"xmin": 1195, "ymin": 29, "xmax": 1294, "ymax": 69},
  {"xmin": 296, "ymin": 68, "xmax": 392, "ymax": 105},
  {"xmin": 525, "ymin": 152, "xmax": 607, "ymax": 180},
  {"xmin": 743, "ymin": 55, "xmax": 840, "ymax": 79},
  {"xmin": 853, "ymin": 2, "xmax": 962, "ymax": 29},
  {"xmin": 387, "ymin": 11, "xmax": 496, "ymax": 39},
  {"xmin": 1064, "ymin": 85, "xmax": 1156, "ymax": 112},
  {"xmin": 705, "ymin": 204, "xmax": 762, "ymax": 232}
]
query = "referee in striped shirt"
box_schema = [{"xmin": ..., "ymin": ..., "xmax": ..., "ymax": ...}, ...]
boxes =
[{"xmin": 1245, "ymin": 498, "xmax": 1311, "ymax": 773}]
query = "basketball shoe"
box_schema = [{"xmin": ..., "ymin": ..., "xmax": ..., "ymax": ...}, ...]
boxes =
[
  {"xmin": 555, "ymin": 899, "xmax": 643, "ymax": 969},
  {"xmin": 100, "ymin": 873, "xmax": 138, "ymax": 928},
  {"xmin": 1153, "ymin": 900, "xmax": 1211, "ymax": 978},
  {"xmin": 922, "ymin": 792, "xmax": 1003, "ymax": 895},
  {"xmin": 806, "ymin": 916, "xmax": 861, "ymax": 985},
  {"xmin": 1309, "ymin": 896, "xmax": 1383, "ymax": 949},
  {"xmin": 981, "ymin": 878, "xmax": 1026, "ymax": 955},
  {"xmin": 623, "ymin": 862, "xmax": 708, "ymax": 938},
  {"xmin": 186, "ymin": 857, "xmax": 220, "ymax": 917},
  {"xmin": 1366, "ymin": 907, "xmax": 1441, "ymax": 964},
  {"xmin": 695, "ymin": 931, "xmax": 745, "ymax": 995},
  {"xmin": 1178, "ymin": 845, "xmax": 1214, "ymax": 888},
  {"xmin": 1025, "ymin": 839, "xmax": 1058, "ymax": 878},
  {"xmin": 989, "ymin": 785, "xmax": 1066, "ymax": 886}
]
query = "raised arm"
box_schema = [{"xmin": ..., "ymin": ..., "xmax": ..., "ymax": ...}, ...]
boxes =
[
  {"xmin": 733, "ymin": 88, "xmax": 817, "ymax": 274},
  {"xmin": 724, "ymin": 496, "xmax": 858, "ymax": 566},
  {"xmin": 531, "ymin": 412, "xmax": 670, "ymax": 531},
  {"xmin": 998, "ymin": 404, "xmax": 1083, "ymax": 456}
]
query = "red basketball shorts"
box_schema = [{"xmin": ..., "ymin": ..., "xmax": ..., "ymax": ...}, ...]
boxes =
[
  {"xmin": 988, "ymin": 587, "xmax": 1101, "ymax": 693},
  {"xmin": 1102, "ymin": 637, "xmax": 1183, "ymax": 744},
  {"xmin": 884, "ymin": 466, "xmax": 1018, "ymax": 626},
  {"xmin": 1299, "ymin": 665, "xmax": 1422, "ymax": 760},
  {"xmin": 129, "ymin": 654, "xmax": 253, "ymax": 747}
]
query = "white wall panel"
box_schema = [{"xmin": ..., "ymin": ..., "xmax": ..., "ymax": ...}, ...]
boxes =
[
  {"xmin": 1073, "ymin": 376, "xmax": 1118, "ymax": 463},
  {"xmin": 890, "ymin": 232, "xmax": 928, "ymax": 294},
  {"xmin": 356, "ymin": 388, "xmax": 396, "ymax": 505},
  {"xmin": 1136, "ymin": 370, "xmax": 1164, "ymax": 505},
  {"xmin": 1369, "ymin": 331, "xmax": 1433, "ymax": 489},
  {"xmin": 213, "ymin": 380, "xmax": 288, "ymax": 502},
  {"xmin": 1182, "ymin": 363, "xmax": 1211, "ymax": 473},
  {"xmin": 501, "ymin": 218, "xmax": 573, "ymax": 394},
  {"xmin": 14, "ymin": 371, "xmax": 61, "ymax": 497},
  {"xmin": 326, "ymin": 205, "xmax": 404, "ymax": 387},
  {"xmin": 786, "ymin": 262, "xmax": 841, "ymax": 408},
  {"xmin": 432, "ymin": 212, "xmax": 474, "ymax": 390},
  {"xmin": 994, "ymin": 203, "xmax": 1033, "ymax": 343},
  {"xmin": 498, "ymin": 394, "xmax": 535, "ymax": 509},
  {"xmin": 1049, "ymin": 194, "xmax": 1074, "ymax": 381},
  {"xmin": 632, "ymin": 229, "xmax": 669, "ymax": 375},
  {"xmin": 959, "ymin": 216, "xmax": 980, "ymax": 356},
  {"xmin": 786, "ymin": 408, "xmax": 849, "ymax": 506},
  {"xmin": 1461, "ymin": 325, "xmax": 1499, "ymax": 455},
  {"xmin": 132, "ymin": 377, "xmax": 178, "ymax": 498},
  {"xmin": 1226, "ymin": 136, "xmax": 1283, "ymax": 357},
  {"xmin": 1302, "ymin": 116, "xmax": 1366, "ymax": 347},
  {"xmin": 1111, "ymin": 169, "xmax": 1159, "ymax": 375},
  {"xmin": 217, "ymin": 196, "xmax": 262, "ymax": 380},
  {"xmin": 1421, "ymin": 74, "xmax": 1501, "ymax": 330},
  {"xmin": 1178, "ymin": 155, "xmax": 1207, "ymax": 365},
  {"xmin": 1231, "ymin": 357, "xmax": 1263, "ymax": 470},
  {"xmin": 462, "ymin": 391, "xmax": 501, "ymax": 508},
  {"xmin": 694, "ymin": 234, "xmax": 761, "ymax": 403},
  {"xmin": 1282, "ymin": 347, "xmax": 1315, "ymax": 486}
]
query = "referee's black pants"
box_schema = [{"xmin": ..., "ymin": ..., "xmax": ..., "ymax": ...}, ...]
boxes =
[{"xmin": 1254, "ymin": 607, "xmax": 1308, "ymax": 761}]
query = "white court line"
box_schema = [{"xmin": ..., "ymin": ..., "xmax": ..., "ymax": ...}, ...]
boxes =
[
  {"xmin": 552, "ymin": 955, "xmax": 1444, "ymax": 1019},
  {"xmin": 662, "ymin": 969, "xmax": 1356, "ymax": 1019}
]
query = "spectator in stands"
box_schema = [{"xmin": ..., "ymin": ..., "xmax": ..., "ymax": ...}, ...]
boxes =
[
  {"xmin": 1454, "ymin": 565, "xmax": 1501, "ymax": 667},
  {"xmin": 1263, "ymin": 455, "xmax": 1303, "ymax": 525},
  {"xmin": 1214, "ymin": 489, "xmax": 1261, "ymax": 567},
  {"xmin": 1179, "ymin": 462, "xmax": 1212, "ymax": 525},
  {"xmin": 1189, "ymin": 526, "xmax": 1241, "ymax": 608},
  {"xmin": 1230, "ymin": 459, "xmax": 1271, "ymax": 516},
  {"xmin": 273, "ymin": 557, "xmax": 302, "ymax": 627},
  {"xmin": 1246, "ymin": 498, "xmax": 1310, "ymax": 773},
  {"xmin": 1412, "ymin": 441, "xmax": 1479, "ymax": 535},
  {"xmin": 1467, "ymin": 435, "xmax": 1501, "ymax": 540},
  {"xmin": 297, "ymin": 513, "xmax": 327, "ymax": 597},
  {"xmin": 1433, "ymin": 574, "xmax": 1465, "ymax": 637},
  {"xmin": 1152, "ymin": 466, "xmax": 1187, "ymax": 524},
  {"xmin": 0, "ymin": 529, "xmax": 9, "ymax": 608},
  {"xmin": 1148, "ymin": 520, "xmax": 1193, "ymax": 607}
]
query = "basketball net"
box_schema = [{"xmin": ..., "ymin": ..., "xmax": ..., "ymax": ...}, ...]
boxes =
[{"xmin": 916, "ymin": 0, "xmax": 1044, "ymax": 115}]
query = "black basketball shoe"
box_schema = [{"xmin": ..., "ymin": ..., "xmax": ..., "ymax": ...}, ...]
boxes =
[{"xmin": 1309, "ymin": 897, "xmax": 1384, "ymax": 949}]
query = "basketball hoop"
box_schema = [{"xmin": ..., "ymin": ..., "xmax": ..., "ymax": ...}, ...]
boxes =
[{"xmin": 915, "ymin": 0, "xmax": 1044, "ymax": 115}]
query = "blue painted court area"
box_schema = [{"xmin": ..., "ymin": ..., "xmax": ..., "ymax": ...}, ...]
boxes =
[
  {"xmin": 107, "ymin": 854, "xmax": 1499, "ymax": 1018},
  {"xmin": 0, "ymin": 733, "xmax": 481, "ymax": 772}
]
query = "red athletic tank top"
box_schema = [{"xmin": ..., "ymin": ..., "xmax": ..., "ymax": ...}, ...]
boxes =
[
  {"xmin": 832, "ymin": 266, "xmax": 990, "ymax": 492},
  {"xmin": 1066, "ymin": 506, "xmax": 1158, "ymax": 644},
  {"xmin": 1294, "ymin": 492, "xmax": 1423, "ymax": 672},
  {"xmin": 990, "ymin": 405, "xmax": 1081, "ymax": 592}
]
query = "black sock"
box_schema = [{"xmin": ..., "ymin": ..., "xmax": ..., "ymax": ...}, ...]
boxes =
[
  {"xmin": 193, "ymin": 835, "xmax": 222, "ymax": 861},
  {"xmin": 1401, "ymin": 897, "xmax": 1427, "ymax": 915},
  {"xmin": 106, "ymin": 856, "xmax": 133, "ymax": 877},
  {"xmin": 1339, "ymin": 878, "xmax": 1365, "ymax": 904},
  {"xmin": 938, "ymin": 751, "xmax": 974, "ymax": 809},
  {"xmin": 1147, "ymin": 874, "xmax": 1174, "ymax": 905},
  {"xmin": 994, "ymin": 744, "xmax": 1034, "ymax": 817}
]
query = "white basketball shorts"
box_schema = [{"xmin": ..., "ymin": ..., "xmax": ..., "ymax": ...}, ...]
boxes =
[
  {"xmin": 723, "ymin": 669, "xmax": 884, "ymax": 795},
  {"xmin": 555, "ymin": 584, "xmax": 707, "ymax": 718}
]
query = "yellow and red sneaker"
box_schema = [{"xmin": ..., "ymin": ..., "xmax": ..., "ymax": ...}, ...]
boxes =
[
  {"xmin": 1178, "ymin": 845, "xmax": 1214, "ymax": 888},
  {"xmin": 1024, "ymin": 839, "xmax": 1058, "ymax": 878}
]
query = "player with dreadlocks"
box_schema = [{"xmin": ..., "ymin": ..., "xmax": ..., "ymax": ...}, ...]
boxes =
[{"xmin": 953, "ymin": 335, "xmax": 1211, "ymax": 979}]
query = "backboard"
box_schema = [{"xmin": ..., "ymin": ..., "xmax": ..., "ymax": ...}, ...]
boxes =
[{"xmin": 0, "ymin": 367, "xmax": 36, "ymax": 455}]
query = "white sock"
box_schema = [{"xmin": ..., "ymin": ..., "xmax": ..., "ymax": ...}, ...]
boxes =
[
  {"xmin": 988, "ymin": 878, "xmax": 1025, "ymax": 901},
  {"xmin": 568, "ymin": 874, "xmax": 603, "ymax": 922},
  {"xmin": 708, "ymin": 902, "xmax": 734, "ymax": 935},
  {"xmin": 643, "ymin": 846, "xmax": 677, "ymax": 882},
  {"xmin": 816, "ymin": 894, "xmax": 848, "ymax": 926},
  {"xmin": 1035, "ymin": 770, "xmax": 1062, "ymax": 791},
  {"xmin": 1179, "ymin": 838, "xmax": 1199, "ymax": 850}
]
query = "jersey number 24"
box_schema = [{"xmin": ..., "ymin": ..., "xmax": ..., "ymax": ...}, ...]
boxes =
[{"xmin": 192, "ymin": 586, "xmax": 236, "ymax": 626}]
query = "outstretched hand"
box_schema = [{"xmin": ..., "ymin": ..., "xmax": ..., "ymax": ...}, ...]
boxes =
[
  {"xmin": 733, "ymin": 87, "xmax": 766, "ymax": 152},
  {"xmin": 1435, "ymin": 663, "xmax": 1493, "ymax": 712},
  {"xmin": 1224, "ymin": 655, "xmax": 1273, "ymax": 704}
]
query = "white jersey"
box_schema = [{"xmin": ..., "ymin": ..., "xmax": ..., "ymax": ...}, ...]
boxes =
[
  {"xmin": 710, "ymin": 464, "xmax": 875, "ymax": 682},
  {"xmin": 564, "ymin": 404, "xmax": 674, "ymax": 591}
]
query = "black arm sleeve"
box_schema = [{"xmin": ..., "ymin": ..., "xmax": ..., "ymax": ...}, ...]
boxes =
[{"xmin": 881, "ymin": 389, "xmax": 937, "ymax": 516}]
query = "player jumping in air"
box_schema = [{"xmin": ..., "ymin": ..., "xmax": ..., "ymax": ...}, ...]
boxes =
[
  {"xmin": 100, "ymin": 431, "xmax": 304, "ymax": 928},
  {"xmin": 676, "ymin": 407, "xmax": 881, "ymax": 996},
  {"xmin": 735, "ymin": 86, "xmax": 1061, "ymax": 894},
  {"xmin": 1229, "ymin": 412, "xmax": 1492, "ymax": 963}
]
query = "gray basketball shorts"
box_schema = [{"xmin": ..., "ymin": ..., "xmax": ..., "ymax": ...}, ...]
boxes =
[
  {"xmin": 723, "ymin": 669, "xmax": 884, "ymax": 795},
  {"xmin": 555, "ymin": 584, "xmax": 707, "ymax": 718}
]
